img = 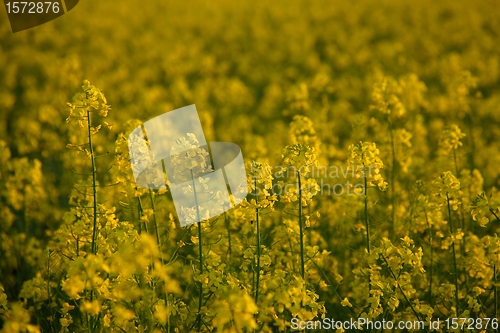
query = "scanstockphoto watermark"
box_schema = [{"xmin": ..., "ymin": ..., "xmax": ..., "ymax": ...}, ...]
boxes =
[
  {"xmin": 290, "ymin": 317, "xmax": 426, "ymax": 331},
  {"xmin": 248, "ymin": 164, "xmax": 381, "ymax": 197},
  {"xmin": 290, "ymin": 317, "xmax": 500, "ymax": 331}
]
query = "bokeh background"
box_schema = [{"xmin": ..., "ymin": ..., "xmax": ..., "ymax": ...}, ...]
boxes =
[{"xmin": 1, "ymin": 0, "xmax": 500, "ymax": 331}]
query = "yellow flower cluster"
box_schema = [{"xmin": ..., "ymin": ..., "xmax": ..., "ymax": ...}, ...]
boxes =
[
  {"xmin": 170, "ymin": 133, "xmax": 212, "ymax": 182},
  {"xmin": 289, "ymin": 115, "xmax": 320, "ymax": 153},
  {"xmin": 471, "ymin": 191, "xmax": 500, "ymax": 227},
  {"xmin": 439, "ymin": 124, "xmax": 466, "ymax": 156},
  {"xmin": 347, "ymin": 142, "xmax": 388, "ymax": 191}
]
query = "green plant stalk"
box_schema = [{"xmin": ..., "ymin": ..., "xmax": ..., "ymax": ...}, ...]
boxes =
[
  {"xmin": 453, "ymin": 148, "xmax": 459, "ymax": 177},
  {"xmin": 196, "ymin": 221, "xmax": 203, "ymax": 332},
  {"xmin": 148, "ymin": 189, "xmax": 168, "ymax": 328},
  {"xmin": 309, "ymin": 259, "xmax": 357, "ymax": 318},
  {"xmin": 490, "ymin": 208, "xmax": 500, "ymax": 322},
  {"xmin": 254, "ymin": 178, "xmax": 261, "ymax": 304},
  {"xmin": 491, "ymin": 210, "xmax": 500, "ymax": 320},
  {"xmin": 465, "ymin": 111, "xmax": 476, "ymax": 170},
  {"xmin": 494, "ymin": 265, "xmax": 498, "ymax": 321},
  {"xmin": 87, "ymin": 313, "xmax": 91, "ymax": 333},
  {"xmin": 307, "ymin": 204, "xmax": 312, "ymax": 245},
  {"xmin": 225, "ymin": 213, "xmax": 232, "ymax": 265},
  {"xmin": 92, "ymin": 313, "xmax": 102, "ymax": 333},
  {"xmin": 363, "ymin": 164, "xmax": 371, "ymax": 298},
  {"xmin": 46, "ymin": 250, "xmax": 56, "ymax": 331},
  {"xmin": 149, "ymin": 190, "xmax": 161, "ymax": 250},
  {"xmin": 490, "ymin": 209, "xmax": 500, "ymax": 222},
  {"xmin": 136, "ymin": 188, "xmax": 148, "ymax": 234},
  {"xmin": 298, "ymin": 172, "xmax": 305, "ymax": 280},
  {"xmin": 381, "ymin": 254, "xmax": 425, "ymax": 328},
  {"xmin": 167, "ymin": 296, "xmax": 171, "ymax": 333},
  {"xmin": 388, "ymin": 119, "xmax": 396, "ymax": 241},
  {"xmin": 423, "ymin": 208, "xmax": 433, "ymax": 305},
  {"xmin": 446, "ymin": 193, "xmax": 460, "ymax": 315},
  {"xmin": 364, "ymin": 169, "xmax": 370, "ymax": 254},
  {"xmin": 87, "ymin": 110, "xmax": 99, "ymax": 332},
  {"xmin": 191, "ymin": 170, "xmax": 204, "ymax": 332},
  {"xmin": 167, "ymin": 227, "xmax": 192, "ymax": 265},
  {"xmin": 453, "ymin": 147, "xmax": 466, "ymax": 257},
  {"xmin": 87, "ymin": 110, "xmax": 98, "ymax": 256}
]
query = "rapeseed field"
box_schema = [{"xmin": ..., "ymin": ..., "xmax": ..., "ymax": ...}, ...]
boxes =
[{"xmin": 1, "ymin": 0, "xmax": 500, "ymax": 331}]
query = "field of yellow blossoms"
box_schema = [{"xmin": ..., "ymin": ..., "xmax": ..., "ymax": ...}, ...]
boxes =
[{"xmin": 1, "ymin": 0, "xmax": 500, "ymax": 332}]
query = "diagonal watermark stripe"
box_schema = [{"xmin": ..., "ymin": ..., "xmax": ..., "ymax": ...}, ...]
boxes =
[{"xmin": 128, "ymin": 105, "xmax": 248, "ymax": 227}]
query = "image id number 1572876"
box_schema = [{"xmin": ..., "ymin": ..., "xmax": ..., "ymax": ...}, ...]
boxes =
[{"xmin": 5, "ymin": 2, "xmax": 60, "ymax": 14}]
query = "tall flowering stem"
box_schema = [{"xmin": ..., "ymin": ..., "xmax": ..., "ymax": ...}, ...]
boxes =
[
  {"xmin": 66, "ymin": 80, "xmax": 110, "ymax": 256},
  {"xmin": 424, "ymin": 208, "xmax": 433, "ymax": 304},
  {"xmin": 224, "ymin": 213, "xmax": 232, "ymax": 265},
  {"xmin": 439, "ymin": 125, "xmax": 466, "ymax": 176},
  {"xmin": 246, "ymin": 161, "xmax": 276, "ymax": 304},
  {"xmin": 492, "ymin": 211, "xmax": 500, "ymax": 319},
  {"xmin": 137, "ymin": 191, "xmax": 148, "ymax": 233},
  {"xmin": 66, "ymin": 80, "xmax": 111, "ymax": 332},
  {"xmin": 86, "ymin": 110, "xmax": 98, "ymax": 256},
  {"xmin": 389, "ymin": 122, "xmax": 396, "ymax": 241},
  {"xmin": 298, "ymin": 172, "xmax": 305, "ymax": 279},
  {"xmin": 495, "ymin": 265, "xmax": 498, "ymax": 320},
  {"xmin": 440, "ymin": 125, "xmax": 467, "ymax": 254},
  {"xmin": 432, "ymin": 171, "xmax": 462, "ymax": 314},
  {"xmin": 281, "ymin": 144, "xmax": 319, "ymax": 280},
  {"xmin": 471, "ymin": 190, "xmax": 500, "ymax": 317},
  {"xmin": 363, "ymin": 166, "xmax": 370, "ymax": 256},
  {"xmin": 168, "ymin": 133, "xmax": 213, "ymax": 332},
  {"xmin": 149, "ymin": 190, "xmax": 161, "ymax": 250},
  {"xmin": 191, "ymin": 171, "xmax": 204, "ymax": 332},
  {"xmin": 347, "ymin": 142, "xmax": 387, "ymax": 298},
  {"xmin": 254, "ymin": 178, "xmax": 261, "ymax": 303},
  {"xmin": 371, "ymin": 77, "xmax": 407, "ymax": 241},
  {"xmin": 347, "ymin": 142, "xmax": 387, "ymax": 243},
  {"xmin": 86, "ymin": 114, "xmax": 98, "ymax": 333},
  {"xmin": 473, "ymin": 196, "xmax": 500, "ymax": 318},
  {"xmin": 196, "ymin": 223, "xmax": 203, "ymax": 331},
  {"xmin": 380, "ymin": 254, "xmax": 424, "ymax": 323},
  {"xmin": 446, "ymin": 193, "xmax": 460, "ymax": 313}
]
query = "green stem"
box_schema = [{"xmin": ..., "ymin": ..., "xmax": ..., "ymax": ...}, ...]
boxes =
[
  {"xmin": 298, "ymin": 172, "xmax": 305, "ymax": 280},
  {"xmin": 494, "ymin": 265, "xmax": 498, "ymax": 321},
  {"xmin": 388, "ymin": 120, "xmax": 396, "ymax": 241},
  {"xmin": 491, "ymin": 211, "xmax": 500, "ymax": 322},
  {"xmin": 453, "ymin": 148, "xmax": 466, "ymax": 258},
  {"xmin": 136, "ymin": 188, "xmax": 147, "ymax": 233},
  {"xmin": 87, "ymin": 110, "xmax": 98, "ymax": 256},
  {"xmin": 167, "ymin": 227, "xmax": 192, "ymax": 265},
  {"xmin": 87, "ymin": 313, "xmax": 91, "ymax": 333},
  {"xmin": 196, "ymin": 221, "xmax": 203, "ymax": 332},
  {"xmin": 381, "ymin": 254, "xmax": 426, "ymax": 329},
  {"xmin": 254, "ymin": 178, "xmax": 261, "ymax": 304},
  {"xmin": 225, "ymin": 213, "xmax": 232, "ymax": 265},
  {"xmin": 423, "ymin": 208, "xmax": 433, "ymax": 305},
  {"xmin": 465, "ymin": 112, "xmax": 475, "ymax": 170},
  {"xmin": 309, "ymin": 259, "xmax": 356, "ymax": 318},
  {"xmin": 490, "ymin": 209, "xmax": 500, "ymax": 223},
  {"xmin": 167, "ymin": 297, "xmax": 171, "ymax": 333},
  {"xmin": 87, "ymin": 110, "xmax": 98, "ymax": 331},
  {"xmin": 446, "ymin": 193, "xmax": 460, "ymax": 315},
  {"xmin": 364, "ymin": 171, "xmax": 370, "ymax": 254},
  {"xmin": 453, "ymin": 148, "xmax": 459, "ymax": 177},
  {"xmin": 363, "ymin": 165, "xmax": 371, "ymax": 298},
  {"xmin": 191, "ymin": 170, "xmax": 203, "ymax": 332},
  {"xmin": 149, "ymin": 190, "xmax": 161, "ymax": 250}
]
